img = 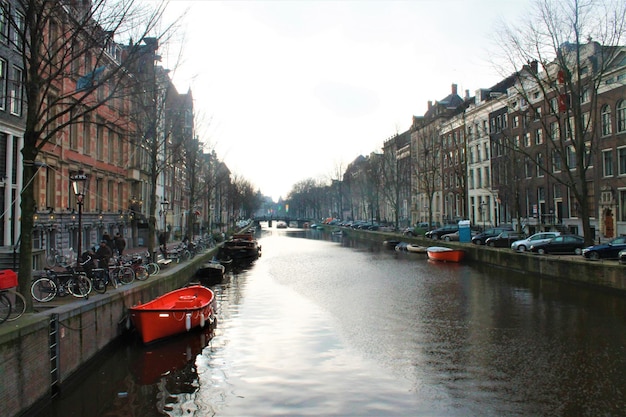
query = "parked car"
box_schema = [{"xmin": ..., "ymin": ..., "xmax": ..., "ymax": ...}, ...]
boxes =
[
  {"xmin": 619, "ymin": 249, "xmax": 626, "ymax": 265},
  {"xmin": 511, "ymin": 232, "xmax": 561, "ymax": 252},
  {"xmin": 442, "ymin": 231, "xmax": 460, "ymax": 241},
  {"xmin": 471, "ymin": 225, "xmax": 514, "ymax": 245},
  {"xmin": 425, "ymin": 224, "xmax": 459, "ymax": 240},
  {"xmin": 582, "ymin": 236, "xmax": 626, "ymax": 260},
  {"xmin": 403, "ymin": 227, "xmax": 417, "ymax": 236},
  {"xmin": 529, "ymin": 235, "xmax": 585, "ymax": 255},
  {"xmin": 485, "ymin": 231, "xmax": 525, "ymax": 248}
]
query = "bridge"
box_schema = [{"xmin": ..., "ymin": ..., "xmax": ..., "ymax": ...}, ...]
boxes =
[{"xmin": 254, "ymin": 217, "xmax": 313, "ymax": 228}]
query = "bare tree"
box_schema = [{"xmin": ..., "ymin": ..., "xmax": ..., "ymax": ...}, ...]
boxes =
[
  {"xmin": 495, "ymin": 0, "xmax": 626, "ymax": 244},
  {"xmin": 12, "ymin": 0, "xmax": 171, "ymax": 308}
]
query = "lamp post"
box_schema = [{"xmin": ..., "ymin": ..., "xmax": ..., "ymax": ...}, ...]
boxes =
[
  {"xmin": 71, "ymin": 171, "xmax": 88, "ymax": 258},
  {"xmin": 160, "ymin": 199, "xmax": 169, "ymax": 253}
]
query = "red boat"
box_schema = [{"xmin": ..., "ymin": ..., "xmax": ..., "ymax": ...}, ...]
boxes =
[
  {"xmin": 426, "ymin": 246, "xmax": 466, "ymax": 263},
  {"xmin": 129, "ymin": 285, "xmax": 215, "ymax": 344}
]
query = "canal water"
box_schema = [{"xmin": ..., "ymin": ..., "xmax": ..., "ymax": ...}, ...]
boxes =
[{"xmin": 38, "ymin": 226, "xmax": 626, "ymax": 416}]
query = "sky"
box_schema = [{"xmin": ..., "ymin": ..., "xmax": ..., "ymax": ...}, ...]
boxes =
[{"xmin": 155, "ymin": 0, "xmax": 534, "ymax": 202}]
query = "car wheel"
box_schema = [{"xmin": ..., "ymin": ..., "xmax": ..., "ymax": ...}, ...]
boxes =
[
  {"xmin": 432, "ymin": 235, "xmax": 439, "ymax": 240},
  {"xmin": 517, "ymin": 245, "xmax": 527, "ymax": 252},
  {"xmin": 538, "ymin": 248, "xmax": 546, "ymax": 255},
  {"xmin": 475, "ymin": 239, "xmax": 483, "ymax": 245},
  {"xmin": 444, "ymin": 236, "xmax": 451, "ymax": 242},
  {"xmin": 574, "ymin": 248, "xmax": 582, "ymax": 255},
  {"xmin": 589, "ymin": 251, "xmax": 600, "ymax": 260},
  {"xmin": 488, "ymin": 242, "xmax": 495, "ymax": 247}
]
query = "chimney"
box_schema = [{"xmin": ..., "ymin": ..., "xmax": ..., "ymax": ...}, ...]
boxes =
[
  {"xmin": 530, "ymin": 60, "xmax": 538, "ymax": 74},
  {"xmin": 465, "ymin": 89, "xmax": 470, "ymax": 100},
  {"xmin": 451, "ymin": 83, "xmax": 458, "ymax": 95},
  {"xmin": 428, "ymin": 100, "xmax": 432, "ymax": 110}
]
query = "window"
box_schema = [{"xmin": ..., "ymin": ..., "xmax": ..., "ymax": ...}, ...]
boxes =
[
  {"xmin": 108, "ymin": 129, "xmax": 114, "ymax": 163},
  {"xmin": 535, "ymin": 128, "xmax": 543, "ymax": 145},
  {"xmin": 617, "ymin": 100, "xmax": 626, "ymax": 133},
  {"xmin": 484, "ymin": 166, "xmax": 490, "ymax": 187},
  {"xmin": 524, "ymin": 133, "xmax": 531, "ymax": 147},
  {"xmin": 0, "ymin": 58, "xmax": 5, "ymax": 111},
  {"xmin": 469, "ymin": 169, "xmax": 474, "ymax": 189},
  {"xmin": 96, "ymin": 122, "xmax": 104, "ymax": 160},
  {"xmin": 603, "ymin": 150, "xmax": 613, "ymax": 177},
  {"xmin": 525, "ymin": 157, "xmax": 533, "ymax": 178},
  {"xmin": 513, "ymin": 115, "xmax": 519, "ymax": 128},
  {"xmin": 9, "ymin": 66, "xmax": 22, "ymax": 115},
  {"xmin": 567, "ymin": 146, "xmax": 576, "ymax": 169},
  {"xmin": 550, "ymin": 121, "xmax": 560, "ymax": 141},
  {"xmin": 620, "ymin": 190, "xmax": 626, "ymax": 222},
  {"xmin": 580, "ymin": 88, "xmax": 590, "ymax": 103},
  {"xmin": 69, "ymin": 109, "xmax": 78, "ymax": 149},
  {"xmin": 0, "ymin": 2, "xmax": 8, "ymax": 42},
  {"xmin": 552, "ymin": 149, "xmax": 562, "ymax": 173},
  {"xmin": 534, "ymin": 106, "xmax": 541, "ymax": 120},
  {"xmin": 12, "ymin": 11, "xmax": 24, "ymax": 50},
  {"xmin": 601, "ymin": 105, "xmax": 612, "ymax": 136},
  {"xmin": 83, "ymin": 115, "xmax": 91, "ymax": 154},
  {"xmin": 537, "ymin": 152, "xmax": 544, "ymax": 177},
  {"xmin": 619, "ymin": 147, "xmax": 626, "ymax": 175}
]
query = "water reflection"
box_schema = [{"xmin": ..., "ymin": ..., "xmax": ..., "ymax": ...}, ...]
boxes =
[{"xmin": 39, "ymin": 227, "xmax": 626, "ymax": 416}]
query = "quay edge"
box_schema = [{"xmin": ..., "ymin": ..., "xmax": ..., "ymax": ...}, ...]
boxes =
[
  {"xmin": 0, "ymin": 249, "xmax": 216, "ymax": 417},
  {"xmin": 346, "ymin": 228, "xmax": 626, "ymax": 293}
]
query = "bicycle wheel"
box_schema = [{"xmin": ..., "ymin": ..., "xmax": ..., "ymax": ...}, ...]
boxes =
[
  {"xmin": 91, "ymin": 273, "xmax": 107, "ymax": 294},
  {"xmin": 118, "ymin": 266, "xmax": 135, "ymax": 285},
  {"xmin": 134, "ymin": 266, "xmax": 149, "ymax": 281},
  {"xmin": 6, "ymin": 290, "xmax": 26, "ymax": 321},
  {"xmin": 182, "ymin": 250, "xmax": 191, "ymax": 261},
  {"xmin": 0, "ymin": 293, "xmax": 10, "ymax": 324},
  {"xmin": 68, "ymin": 275, "xmax": 92, "ymax": 298},
  {"xmin": 45, "ymin": 254, "xmax": 57, "ymax": 268},
  {"xmin": 145, "ymin": 262, "xmax": 159, "ymax": 276},
  {"xmin": 31, "ymin": 278, "xmax": 57, "ymax": 302}
]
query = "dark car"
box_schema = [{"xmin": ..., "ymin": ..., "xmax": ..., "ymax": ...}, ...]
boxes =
[
  {"xmin": 582, "ymin": 236, "xmax": 626, "ymax": 260},
  {"xmin": 530, "ymin": 235, "xmax": 585, "ymax": 255},
  {"xmin": 485, "ymin": 231, "xmax": 525, "ymax": 248},
  {"xmin": 471, "ymin": 225, "xmax": 514, "ymax": 245},
  {"xmin": 619, "ymin": 249, "xmax": 626, "ymax": 265},
  {"xmin": 425, "ymin": 224, "xmax": 458, "ymax": 240}
]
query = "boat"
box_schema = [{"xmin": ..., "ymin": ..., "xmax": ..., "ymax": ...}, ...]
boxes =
[
  {"xmin": 195, "ymin": 261, "xmax": 225, "ymax": 286},
  {"xmin": 426, "ymin": 246, "xmax": 466, "ymax": 262},
  {"xmin": 218, "ymin": 233, "xmax": 261, "ymax": 261},
  {"xmin": 406, "ymin": 244, "xmax": 427, "ymax": 253},
  {"xmin": 383, "ymin": 239, "xmax": 401, "ymax": 249},
  {"xmin": 129, "ymin": 285, "xmax": 215, "ymax": 344}
]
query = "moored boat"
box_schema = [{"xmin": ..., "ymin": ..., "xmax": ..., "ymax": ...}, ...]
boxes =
[
  {"xmin": 383, "ymin": 239, "xmax": 401, "ymax": 249},
  {"xmin": 426, "ymin": 246, "xmax": 466, "ymax": 262},
  {"xmin": 218, "ymin": 233, "xmax": 261, "ymax": 261},
  {"xmin": 129, "ymin": 285, "xmax": 215, "ymax": 344},
  {"xmin": 406, "ymin": 244, "xmax": 427, "ymax": 253},
  {"xmin": 195, "ymin": 261, "xmax": 225, "ymax": 286}
]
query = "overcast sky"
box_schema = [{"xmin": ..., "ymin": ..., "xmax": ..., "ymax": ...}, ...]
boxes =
[{"xmin": 157, "ymin": 0, "xmax": 533, "ymax": 202}]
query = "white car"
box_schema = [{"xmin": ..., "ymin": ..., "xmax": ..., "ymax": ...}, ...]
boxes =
[{"xmin": 511, "ymin": 232, "xmax": 561, "ymax": 252}]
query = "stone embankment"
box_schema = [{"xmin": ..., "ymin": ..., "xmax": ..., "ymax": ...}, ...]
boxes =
[
  {"xmin": 0, "ymin": 249, "xmax": 216, "ymax": 417},
  {"xmin": 347, "ymin": 228, "xmax": 626, "ymax": 293}
]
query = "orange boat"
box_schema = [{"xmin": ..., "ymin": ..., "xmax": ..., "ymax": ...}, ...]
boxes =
[
  {"xmin": 129, "ymin": 285, "xmax": 215, "ymax": 344},
  {"xmin": 426, "ymin": 246, "xmax": 466, "ymax": 263}
]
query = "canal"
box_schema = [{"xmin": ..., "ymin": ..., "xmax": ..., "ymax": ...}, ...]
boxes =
[{"xmin": 37, "ymin": 226, "xmax": 626, "ymax": 416}]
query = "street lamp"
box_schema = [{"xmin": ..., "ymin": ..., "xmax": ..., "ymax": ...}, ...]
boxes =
[
  {"xmin": 160, "ymin": 199, "xmax": 169, "ymax": 253},
  {"xmin": 71, "ymin": 171, "xmax": 88, "ymax": 258}
]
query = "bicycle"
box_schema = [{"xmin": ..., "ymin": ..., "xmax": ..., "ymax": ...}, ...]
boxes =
[
  {"xmin": 46, "ymin": 247, "xmax": 73, "ymax": 268},
  {"xmin": 31, "ymin": 267, "xmax": 92, "ymax": 302},
  {"xmin": 0, "ymin": 270, "xmax": 24, "ymax": 323},
  {"xmin": 2, "ymin": 289, "xmax": 26, "ymax": 322}
]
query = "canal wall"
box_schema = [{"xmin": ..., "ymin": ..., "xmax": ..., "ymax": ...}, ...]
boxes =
[
  {"xmin": 349, "ymin": 229, "xmax": 626, "ymax": 293},
  {"xmin": 0, "ymin": 251, "xmax": 214, "ymax": 417}
]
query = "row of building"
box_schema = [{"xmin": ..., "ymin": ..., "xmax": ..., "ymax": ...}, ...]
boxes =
[
  {"xmin": 335, "ymin": 42, "xmax": 625, "ymax": 240},
  {"xmin": 0, "ymin": 1, "xmax": 236, "ymax": 268}
]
